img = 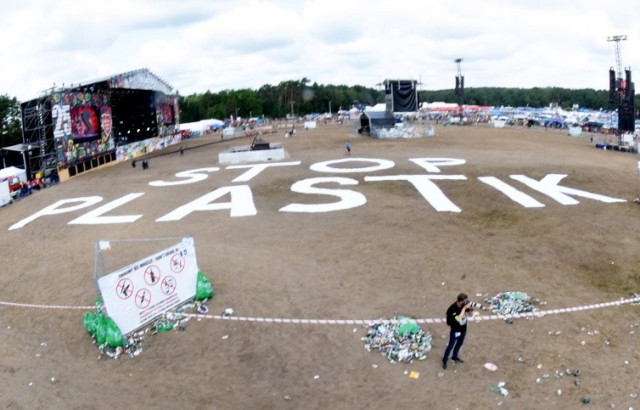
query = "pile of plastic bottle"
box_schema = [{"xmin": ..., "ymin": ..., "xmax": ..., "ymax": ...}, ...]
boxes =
[
  {"xmin": 363, "ymin": 316, "xmax": 432, "ymax": 363},
  {"xmin": 485, "ymin": 291, "xmax": 540, "ymax": 315}
]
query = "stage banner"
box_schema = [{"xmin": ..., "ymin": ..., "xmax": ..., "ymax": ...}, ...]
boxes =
[{"xmin": 97, "ymin": 237, "xmax": 198, "ymax": 335}]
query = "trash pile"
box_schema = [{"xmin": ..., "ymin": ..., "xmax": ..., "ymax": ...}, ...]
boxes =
[
  {"xmin": 485, "ymin": 291, "xmax": 541, "ymax": 316},
  {"xmin": 363, "ymin": 316, "xmax": 432, "ymax": 363},
  {"xmin": 371, "ymin": 126, "xmax": 434, "ymax": 139},
  {"xmin": 84, "ymin": 271, "xmax": 215, "ymax": 360}
]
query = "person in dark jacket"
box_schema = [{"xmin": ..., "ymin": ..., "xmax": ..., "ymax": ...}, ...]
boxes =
[{"xmin": 442, "ymin": 292, "xmax": 471, "ymax": 369}]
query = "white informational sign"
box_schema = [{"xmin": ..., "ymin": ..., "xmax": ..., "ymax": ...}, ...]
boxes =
[
  {"xmin": 97, "ymin": 237, "xmax": 199, "ymax": 335},
  {"xmin": 304, "ymin": 121, "xmax": 317, "ymax": 129}
]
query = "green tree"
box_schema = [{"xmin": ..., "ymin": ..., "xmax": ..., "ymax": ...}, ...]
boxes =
[{"xmin": 0, "ymin": 94, "xmax": 22, "ymax": 148}]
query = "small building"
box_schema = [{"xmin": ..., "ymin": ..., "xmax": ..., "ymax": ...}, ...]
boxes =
[{"xmin": 358, "ymin": 111, "xmax": 395, "ymax": 136}]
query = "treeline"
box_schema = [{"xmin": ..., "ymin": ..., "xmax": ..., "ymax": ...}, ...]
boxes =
[
  {"xmin": 1, "ymin": 82, "xmax": 636, "ymax": 149},
  {"xmin": 179, "ymin": 79, "xmax": 636, "ymax": 123}
]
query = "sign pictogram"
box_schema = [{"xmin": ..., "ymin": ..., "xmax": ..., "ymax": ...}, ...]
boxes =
[
  {"xmin": 161, "ymin": 276, "xmax": 177, "ymax": 295},
  {"xmin": 144, "ymin": 265, "xmax": 162, "ymax": 286},
  {"xmin": 116, "ymin": 278, "xmax": 134, "ymax": 300},
  {"xmin": 170, "ymin": 252, "xmax": 186, "ymax": 273},
  {"xmin": 135, "ymin": 288, "xmax": 151, "ymax": 309}
]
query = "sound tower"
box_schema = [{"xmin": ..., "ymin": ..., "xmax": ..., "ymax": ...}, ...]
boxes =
[
  {"xmin": 609, "ymin": 69, "xmax": 617, "ymax": 103},
  {"xmin": 383, "ymin": 80, "xmax": 418, "ymax": 113}
]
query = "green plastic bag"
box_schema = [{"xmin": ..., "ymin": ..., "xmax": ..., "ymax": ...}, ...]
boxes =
[
  {"xmin": 83, "ymin": 311, "xmax": 98, "ymax": 335},
  {"xmin": 95, "ymin": 313, "xmax": 108, "ymax": 345},
  {"xmin": 195, "ymin": 271, "xmax": 214, "ymax": 301},
  {"xmin": 105, "ymin": 317, "xmax": 124, "ymax": 347},
  {"xmin": 155, "ymin": 320, "xmax": 174, "ymax": 332},
  {"xmin": 396, "ymin": 316, "xmax": 420, "ymax": 336}
]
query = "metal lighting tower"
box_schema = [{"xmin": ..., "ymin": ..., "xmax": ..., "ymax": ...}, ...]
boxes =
[
  {"xmin": 607, "ymin": 35, "xmax": 627, "ymax": 81},
  {"xmin": 454, "ymin": 58, "xmax": 464, "ymax": 120}
]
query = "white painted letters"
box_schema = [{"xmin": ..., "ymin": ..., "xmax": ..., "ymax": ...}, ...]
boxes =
[
  {"xmin": 279, "ymin": 177, "xmax": 366, "ymax": 213},
  {"xmin": 9, "ymin": 197, "xmax": 104, "ymax": 230},
  {"xmin": 156, "ymin": 185, "xmax": 257, "ymax": 221},
  {"xmin": 227, "ymin": 161, "xmax": 301, "ymax": 182},
  {"xmin": 409, "ymin": 158, "xmax": 466, "ymax": 173},
  {"xmin": 69, "ymin": 193, "xmax": 145, "ymax": 225},
  {"xmin": 510, "ymin": 174, "xmax": 626, "ymax": 205},
  {"xmin": 365, "ymin": 175, "xmax": 467, "ymax": 212},
  {"xmin": 310, "ymin": 158, "xmax": 395, "ymax": 173},
  {"xmin": 149, "ymin": 168, "xmax": 220, "ymax": 186}
]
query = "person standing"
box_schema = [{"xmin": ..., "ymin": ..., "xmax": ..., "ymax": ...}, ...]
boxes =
[
  {"xmin": 345, "ymin": 139, "xmax": 352, "ymax": 156},
  {"xmin": 442, "ymin": 292, "xmax": 470, "ymax": 369}
]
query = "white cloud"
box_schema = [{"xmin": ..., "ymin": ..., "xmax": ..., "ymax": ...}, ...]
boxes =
[{"xmin": 1, "ymin": 0, "xmax": 639, "ymax": 101}]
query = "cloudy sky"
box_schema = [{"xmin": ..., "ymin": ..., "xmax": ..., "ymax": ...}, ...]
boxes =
[{"xmin": 2, "ymin": 0, "xmax": 639, "ymax": 101}]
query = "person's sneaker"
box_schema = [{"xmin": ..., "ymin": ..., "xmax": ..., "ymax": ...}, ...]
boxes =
[
  {"xmin": 452, "ymin": 358, "xmax": 465, "ymax": 363},
  {"xmin": 442, "ymin": 359, "xmax": 447, "ymax": 369}
]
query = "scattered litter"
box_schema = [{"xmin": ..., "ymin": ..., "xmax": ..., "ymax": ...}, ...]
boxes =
[
  {"xmin": 84, "ymin": 271, "xmax": 216, "ymax": 360},
  {"xmin": 196, "ymin": 302, "xmax": 209, "ymax": 314},
  {"xmin": 313, "ymin": 375, "xmax": 320, "ymax": 380},
  {"xmin": 409, "ymin": 371, "xmax": 420, "ymax": 379},
  {"xmin": 50, "ymin": 377, "xmax": 56, "ymax": 383},
  {"xmin": 485, "ymin": 291, "xmax": 541, "ymax": 316},
  {"xmin": 484, "ymin": 362, "xmax": 498, "ymax": 371},
  {"xmin": 631, "ymin": 393, "xmax": 638, "ymax": 399},
  {"xmin": 222, "ymin": 308, "xmax": 234, "ymax": 317},
  {"xmin": 284, "ymin": 395, "xmax": 292, "ymax": 401},
  {"xmin": 537, "ymin": 364, "xmax": 543, "ymax": 369},
  {"xmin": 490, "ymin": 382, "xmax": 509, "ymax": 397},
  {"xmin": 371, "ymin": 364, "xmax": 378, "ymax": 369},
  {"xmin": 28, "ymin": 381, "xmax": 33, "ymax": 387},
  {"xmin": 581, "ymin": 396, "xmax": 591, "ymax": 404},
  {"xmin": 437, "ymin": 372, "xmax": 445, "ymax": 378},
  {"xmin": 517, "ymin": 357, "xmax": 525, "ymax": 363},
  {"xmin": 557, "ymin": 389, "xmax": 562, "ymax": 396},
  {"xmin": 221, "ymin": 335, "xmax": 229, "ymax": 340},
  {"xmin": 363, "ymin": 316, "xmax": 432, "ymax": 363}
]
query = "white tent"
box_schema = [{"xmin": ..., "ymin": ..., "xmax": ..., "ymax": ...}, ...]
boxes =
[
  {"xmin": 0, "ymin": 180, "xmax": 11, "ymax": 207},
  {"xmin": 0, "ymin": 166, "xmax": 27, "ymax": 184}
]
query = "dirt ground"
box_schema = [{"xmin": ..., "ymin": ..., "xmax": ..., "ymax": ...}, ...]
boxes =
[{"xmin": 1, "ymin": 122, "xmax": 640, "ymax": 409}]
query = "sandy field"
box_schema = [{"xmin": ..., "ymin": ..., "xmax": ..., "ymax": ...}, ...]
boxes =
[{"xmin": 1, "ymin": 122, "xmax": 639, "ymax": 409}]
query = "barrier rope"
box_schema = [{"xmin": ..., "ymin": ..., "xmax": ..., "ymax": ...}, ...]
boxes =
[{"xmin": 1, "ymin": 295, "xmax": 638, "ymax": 325}]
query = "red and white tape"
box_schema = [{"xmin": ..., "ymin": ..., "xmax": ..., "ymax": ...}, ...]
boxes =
[{"xmin": 1, "ymin": 296, "xmax": 638, "ymax": 325}]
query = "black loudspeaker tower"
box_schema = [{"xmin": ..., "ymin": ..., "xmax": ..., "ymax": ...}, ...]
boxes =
[
  {"xmin": 625, "ymin": 69, "xmax": 632, "ymax": 99},
  {"xmin": 609, "ymin": 69, "xmax": 617, "ymax": 103},
  {"xmin": 384, "ymin": 80, "xmax": 418, "ymax": 112}
]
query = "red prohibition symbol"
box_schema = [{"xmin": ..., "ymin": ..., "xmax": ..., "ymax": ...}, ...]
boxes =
[
  {"xmin": 116, "ymin": 278, "xmax": 134, "ymax": 300},
  {"xmin": 170, "ymin": 253, "xmax": 186, "ymax": 273},
  {"xmin": 161, "ymin": 276, "xmax": 177, "ymax": 295},
  {"xmin": 135, "ymin": 288, "xmax": 151, "ymax": 309},
  {"xmin": 144, "ymin": 265, "xmax": 162, "ymax": 286}
]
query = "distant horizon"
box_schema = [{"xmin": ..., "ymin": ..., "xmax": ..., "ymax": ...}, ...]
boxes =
[{"xmin": 1, "ymin": 1, "xmax": 637, "ymax": 102}]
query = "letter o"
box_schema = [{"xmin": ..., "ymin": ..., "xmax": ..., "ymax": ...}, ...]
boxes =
[{"xmin": 310, "ymin": 158, "xmax": 395, "ymax": 173}]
